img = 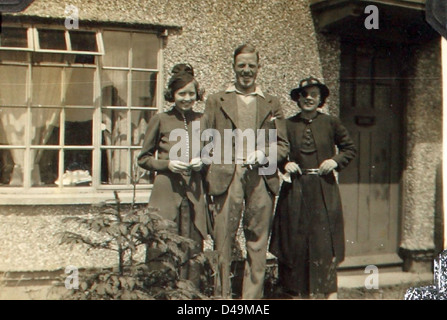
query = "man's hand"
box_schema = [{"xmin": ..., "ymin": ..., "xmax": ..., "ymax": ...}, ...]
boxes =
[
  {"xmin": 189, "ymin": 157, "xmax": 203, "ymax": 172},
  {"xmin": 168, "ymin": 160, "xmax": 191, "ymax": 174},
  {"xmin": 318, "ymin": 159, "xmax": 338, "ymax": 175},
  {"xmin": 284, "ymin": 161, "xmax": 302, "ymax": 175}
]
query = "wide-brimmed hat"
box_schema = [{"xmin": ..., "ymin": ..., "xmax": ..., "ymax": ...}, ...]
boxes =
[{"xmin": 290, "ymin": 77, "xmax": 330, "ymax": 105}]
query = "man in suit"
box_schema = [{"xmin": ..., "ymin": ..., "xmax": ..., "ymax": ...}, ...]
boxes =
[{"xmin": 203, "ymin": 44, "xmax": 289, "ymax": 299}]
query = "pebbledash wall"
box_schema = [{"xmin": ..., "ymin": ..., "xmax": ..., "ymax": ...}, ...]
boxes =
[
  {"xmin": 400, "ymin": 37, "xmax": 443, "ymax": 271},
  {"xmin": 0, "ymin": 0, "xmax": 442, "ymax": 294}
]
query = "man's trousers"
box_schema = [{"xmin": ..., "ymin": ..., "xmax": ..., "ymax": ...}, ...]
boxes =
[{"xmin": 213, "ymin": 165, "xmax": 274, "ymax": 299}]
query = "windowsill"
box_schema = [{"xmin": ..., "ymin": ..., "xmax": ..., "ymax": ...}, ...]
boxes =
[{"xmin": 0, "ymin": 187, "xmax": 152, "ymax": 205}]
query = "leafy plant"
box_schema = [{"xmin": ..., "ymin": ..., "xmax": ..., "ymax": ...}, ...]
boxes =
[{"xmin": 58, "ymin": 160, "xmax": 214, "ymax": 300}]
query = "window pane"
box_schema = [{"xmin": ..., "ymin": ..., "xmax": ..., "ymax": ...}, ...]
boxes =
[
  {"xmin": 0, "ymin": 27, "xmax": 28, "ymax": 48},
  {"xmin": 32, "ymin": 66, "xmax": 62, "ymax": 106},
  {"xmin": 0, "ymin": 51, "xmax": 27, "ymax": 62},
  {"xmin": 131, "ymin": 109, "xmax": 156, "ymax": 146},
  {"xmin": 65, "ymin": 110, "xmax": 93, "ymax": 145},
  {"xmin": 0, "ymin": 65, "xmax": 27, "ymax": 106},
  {"xmin": 33, "ymin": 53, "xmax": 75, "ymax": 64},
  {"xmin": 70, "ymin": 31, "xmax": 97, "ymax": 52},
  {"xmin": 0, "ymin": 149, "xmax": 24, "ymax": 186},
  {"xmin": 31, "ymin": 149, "xmax": 58, "ymax": 186},
  {"xmin": 0, "ymin": 150, "xmax": 14, "ymax": 184},
  {"xmin": 132, "ymin": 33, "xmax": 159, "ymax": 69},
  {"xmin": 74, "ymin": 54, "xmax": 95, "ymax": 64},
  {"xmin": 59, "ymin": 149, "xmax": 92, "ymax": 186},
  {"xmin": 102, "ymin": 70, "xmax": 128, "ymax": 106},
  {"xmin": 102, "ymin": 109, "xmax": 128, "ymax": 145},
  {"xmin": 131, "ymin": 71, "xmax": 157, "ymax": 107},
  {"xmin": 101, "ymin": 149, "xmax": 128, "ymax": 185},
  {"xmin": 103, "ymin": 31, "xmax": 130, "ymax": 67},
  {"xmin": 65, "ymin": 68, "xmax": 94, "ymax": 106},
  {"xmin": 0, "ymin": 108, "xmax": 26, "ymax": 145},
  {"xmin": 31, "ymin": 108, "xmax": 60, "ymax": 145},
  {"xmin": 38, "ymin": 29, "xmax": 67, "ymax": 50}
]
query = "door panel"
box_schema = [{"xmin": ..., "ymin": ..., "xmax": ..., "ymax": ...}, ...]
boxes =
[{"xmin": 339, "ymin": 41, "xmax": 404, "ymax": 261}]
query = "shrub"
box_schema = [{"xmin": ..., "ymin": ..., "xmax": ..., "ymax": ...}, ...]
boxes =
[{"xmin": 58, "ymin": 177, "xmax": 214, "ymax": 300}]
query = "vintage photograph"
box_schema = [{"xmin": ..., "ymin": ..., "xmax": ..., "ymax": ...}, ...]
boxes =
[{"xmin": 0, "ymin": 0, "xmax": 445, "ymax": 302}]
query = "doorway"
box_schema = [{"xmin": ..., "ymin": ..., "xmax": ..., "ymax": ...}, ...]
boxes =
[{"xmin": 338, "ymin": 39, "xmax": 407, "ymax": 266}]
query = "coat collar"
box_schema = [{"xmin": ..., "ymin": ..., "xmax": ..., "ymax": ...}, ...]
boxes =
[
  {"xmin": 220, "ymin": 90, "xmax": 272, "ymax": 128},
  {"xmin": 295, "ymin": 110, "xmax": 322, "ymax": 124},
  {"xmin": 168, "ymin": 105, "xmax": 198, "ymax": 122}
]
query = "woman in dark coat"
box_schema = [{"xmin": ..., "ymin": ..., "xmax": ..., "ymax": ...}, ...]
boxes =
[
  {"xmin": 269, "ymin": 77, "xmax": 356, "ymax": 299},
  {"xmin": 138, "ymin": 64, "xmax": 209, "ymax": 287}
]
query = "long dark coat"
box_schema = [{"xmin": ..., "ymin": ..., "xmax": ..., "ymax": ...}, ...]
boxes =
[
  {"xmin": 269, "ymin": 112, "xmax": 356, "ymax": 265},
  {"xmin": 137, "ymin": 107, "xmax": 209, "ymax": 239}
]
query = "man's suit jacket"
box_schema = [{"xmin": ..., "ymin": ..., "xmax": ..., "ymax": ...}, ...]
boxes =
[{"xmin": 203, "ymin": 90, "xmax": 289, "ymax": 196}]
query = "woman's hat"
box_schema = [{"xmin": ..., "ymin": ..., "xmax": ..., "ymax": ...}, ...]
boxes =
[{"xmin": 290, "ymin": 77, "xmax": 330, "ymax": 104}]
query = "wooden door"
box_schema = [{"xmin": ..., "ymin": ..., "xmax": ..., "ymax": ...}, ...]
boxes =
[{"xmin": 338, "ymin": 40, "xmax": 405, "ymax": 266}]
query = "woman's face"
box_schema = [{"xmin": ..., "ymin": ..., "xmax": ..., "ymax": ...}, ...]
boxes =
[
  {"xmin": 298, "ymin": 86, "xmax": 321, "ymax": 112},
  {"xmin": 174, "ymin": 81, "xmax": 197, "ymax": 112}
]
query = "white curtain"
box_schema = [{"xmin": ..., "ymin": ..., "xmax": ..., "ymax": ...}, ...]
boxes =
[
  {"xmin": 0, "ymin": 62, "xmax": 75, "ymax": 185},
  {"xmin": 30, "ymin": 66, "xmax": 75, "ymax": 186},
  {"xmin": 0, "ymin": 109, "xmax": 27, "ymax": 185},
  {"xmin": 101, "ymin": 71, "xmax": 155, "ymax": 184},
  {"xmin": 0, "ymin": 65, "xmax": 28, "ymax": 185}
]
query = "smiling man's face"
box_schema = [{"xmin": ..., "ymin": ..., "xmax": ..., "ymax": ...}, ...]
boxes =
[{"xmin": 233, "ymin": 52, "xmax": 259, "ymax": 94}]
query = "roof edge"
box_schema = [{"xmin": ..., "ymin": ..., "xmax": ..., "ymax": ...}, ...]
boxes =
[{"xmin": 2, "ymin": 13, "xmax": 182, "ymax": 33}]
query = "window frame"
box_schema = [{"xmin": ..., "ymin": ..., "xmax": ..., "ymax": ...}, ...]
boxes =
[
  {"xmin": 0, "ymin": 24, "xmax": 164, "ymax": 204},
  {"xmin": 32, "ymin": 26, "xmax": 104, "ymax": 55}
]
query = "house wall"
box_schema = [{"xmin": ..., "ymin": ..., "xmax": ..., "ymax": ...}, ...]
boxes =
[
  {"xmin": 0, "ymin": 205, "xmax": 118, "ymax": 272},
  {"xmin": 400, "ymin": 37, "xmax": 443, "ymax": 271}
]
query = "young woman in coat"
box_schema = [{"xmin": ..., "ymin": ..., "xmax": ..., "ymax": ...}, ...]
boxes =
[
  {"xmin": 269, "ymin": 77, "xmax": 356, "ymax": 299},
  {"xmin": 138, "ymin": 64, "xmax": 209, "ymax": 288}
]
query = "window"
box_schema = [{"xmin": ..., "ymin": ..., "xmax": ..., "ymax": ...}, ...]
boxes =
[
  {"xmin": 101, "ymin": 30, "xmax": 158, "ymax": 186},
  {"xmin": 0, "ymin": 25, "xmax": 160, "ymax": 201}
]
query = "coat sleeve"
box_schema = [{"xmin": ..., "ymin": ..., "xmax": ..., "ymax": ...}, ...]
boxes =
[
  {"xmin": 263, "ymin": 97, "xmax": 289, "ymax": 170},
  {"xmin": 201, "ymin": 94, "xmax": 218, "ymax": 165},
  {"xmin": 331, "ymin": 116, "xmax": 356, "ymax": 171},
  {"xmin": 271, "ymin": 97, "xmax": 289, "ymax": 165},
  {"xmin": 203, "ymin": 93, "xmax": 217, "ymax": 130},
  {"xmin": 137, "ymin": 114, "xmax": 170, "ymax": 171}
]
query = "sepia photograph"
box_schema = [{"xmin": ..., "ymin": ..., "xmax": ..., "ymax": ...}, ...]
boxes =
[{"xmin": 0, "ymin": 0, "xmax": 445, "ymax": 305}]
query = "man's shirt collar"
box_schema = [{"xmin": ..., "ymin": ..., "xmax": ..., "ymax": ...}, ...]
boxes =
[{"xmin": 225, "ymin": 84, "xmax": 265, "ymax": 99}]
